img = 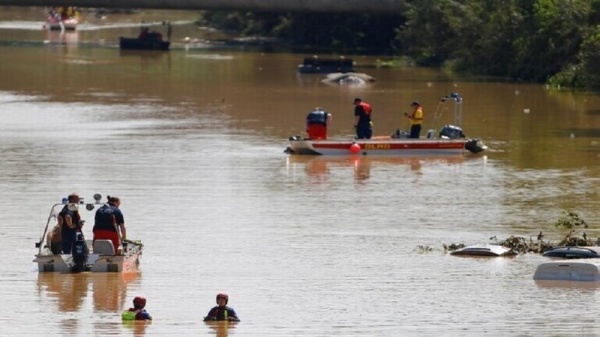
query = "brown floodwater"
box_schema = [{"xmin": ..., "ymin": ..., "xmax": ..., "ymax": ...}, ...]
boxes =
[{"xmin": 1, "ymin": 7, "xmax": 600, "ymax": 337}]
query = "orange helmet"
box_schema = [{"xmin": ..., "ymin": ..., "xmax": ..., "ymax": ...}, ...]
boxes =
[
  {"xmin": 216, "ymin": 293, "xmax": 228, "ymax": 304},
  {"xmin": 133, "ymin": 296, "xmax": 146, "ymax": 309}
]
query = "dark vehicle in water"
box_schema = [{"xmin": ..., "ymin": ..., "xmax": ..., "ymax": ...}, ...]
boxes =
[{"xmin": 297, "ymin": 56, "xmax": 355, "ymax": 74}]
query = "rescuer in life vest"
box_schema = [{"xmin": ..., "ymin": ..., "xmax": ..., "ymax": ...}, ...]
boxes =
[
  {"xmin": 306, "ymin": 107, "xmax": 332, "ymax": 140},
  {"xmin": 203, "ymin": 293, "xmax": 240, "ymax": 322},
  {"xmin": 122, "ymin": 296, "xmax": 152, "ymax": 321}
]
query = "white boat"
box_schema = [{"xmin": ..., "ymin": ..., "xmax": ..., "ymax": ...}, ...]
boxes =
[
  {"xmin": 286, "ymin": 135, "xmax": 485, "ymax": 156},
  {"xmin": 33, "ymin": 193, "xmax": 143, "ymax": 273},
  {"xmin": 285, "ymin": 93, "xmax": 487, "ymax": 156},
  {"xmin": 450, "ymin": 244, "xmax": 513, "ymax": 257},
  {"xmin": 533, "ymin": 260, "xmax": 600, "ymax": 282}
]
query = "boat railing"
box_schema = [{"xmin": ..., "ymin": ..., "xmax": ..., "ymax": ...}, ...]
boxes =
[
  {"xmin": 432, "ymin": 92, "xmax": 463, "ymax": 132},
  {"xmin": 36, "ymin": 203, "xmax": 63, "ymax": 255},
  {"xmin": 36, "ymin": 195, "xmax": 107, "ymax": 255}
]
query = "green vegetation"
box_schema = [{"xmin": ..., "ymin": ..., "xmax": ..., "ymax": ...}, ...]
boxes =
[
  {"xmin": 198, "ymin": 0, "xmax": 600, "ymax": 89},
  {"xmin": 440, "ymin": 210, "xmax": 594, "ymax": 255}
]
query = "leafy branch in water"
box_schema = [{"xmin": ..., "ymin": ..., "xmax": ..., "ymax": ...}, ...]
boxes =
[
  {"xmin": 554, "ymin": 210, "xmax": 588, "ymax": 230},
  {"xmin": 441, "ymin": 210, "xmax": 594, "ymax": 255}
]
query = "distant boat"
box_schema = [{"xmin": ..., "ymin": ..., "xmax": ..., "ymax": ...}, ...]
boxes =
[
  {"xmin": 44, "ymin": 6, "xmax": 79, "ymax": 31},
  {"xmin": 33, "ymin": 193, "xmax": 143, "ymax": 273},
  {"xmin": 120, "ymin": 23, "xmax": 171, "ymax": 51}
]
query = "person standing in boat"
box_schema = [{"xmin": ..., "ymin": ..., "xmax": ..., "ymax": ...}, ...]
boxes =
[
  {"xmin": 353, "ymin": 98, "xmax": 373, "ymax": 139},
  {"xmin": 122, "ymin": 296, "xmax": 152, "ymax": 321},
  {"xmin": 93, "ymin": 195, "xmax": 127, "ymax": 254},
  {"xmin": 404, "ymin": 101, "xmax": 424, "ymax": 138},
  {"xmin": 203, "ymin": 293, "xmax": 240, "ymax": 322},
  {"xmin": 58, "ymin": 192, "xmax": 82, "ymax": 254},
  {"xmin": 306, "ymin": 107, "xmax": 332, "ymax": 140}
]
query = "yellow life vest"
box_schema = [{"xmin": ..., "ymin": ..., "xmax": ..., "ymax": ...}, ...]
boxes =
[{"xmin": 122, "ymin": 310, "xmax": 136, "ymax": 320}]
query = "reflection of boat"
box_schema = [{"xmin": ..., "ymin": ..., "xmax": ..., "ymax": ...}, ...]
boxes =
[
  {"xmin": 450, "ymin": 244, "xmax": 513, "ymax": 257},
  {"xmin": 33, "ymin": 193, "xmax": 143, "ymax": 273},
  {"xmin": 37, "ymin": 272, "xmax": 139, "ymax": 312},
  {"xmin": 285, "ymin": 93, "xmax": 486, "ymax": 156},
  {"xmin": 297, "ymin": 56, "xmax": 355, "ymax": 74},
  {"xmin": 120, "ymin": 37, "xmax": 170, "ymax": 51},
  {"xmin": 120, "ymin": 23, "xmax": 171, "ymax": 51},
  {"xmin": 287, "ymin": 154, "xmax": 468, "ymax": 168},
  {"xmin": 287, "ymin": 155, "xmax": 469, "ymax": 181},
  {"xmin": 44, "ymin": 30, "xmax": 78, "ymax": 45}
]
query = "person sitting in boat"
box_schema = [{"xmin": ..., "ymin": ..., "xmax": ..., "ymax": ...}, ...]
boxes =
[
  {"xmin": 404, "ymin": 101, "xmax": 424, "ymax": 138},
  {"xmin": 71, "ymin": 232, "xmax": 89, "ymax": 272},
  {"xmin": 306, "ymin": 107, "xmax": 332, "ymax": 140},
  {"xmin": 122, "ymin": 296, "xmax": 152, "ymax": 321},
  {"xmin": 45, "ymin": 221, "xmax": 62, "ymax": 255},
  {"xmin": 93, "ymin": 195, "xmax": 127, "ymax": 255},
  {"xmin": 138, "ymin": 27, "xmax": 150, "ymax": 40},
  {"xmin": 58, "ymin": 192, "xmax": 83, "ymax": 254},
  {"xmin": 203, "ymin": 293, "xmax": 240, "ymax": 322}
]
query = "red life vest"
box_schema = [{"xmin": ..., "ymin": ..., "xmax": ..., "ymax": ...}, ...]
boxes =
[{"xmin": 358, "ymin": 102, "xmax": 372, "ymax": 115}]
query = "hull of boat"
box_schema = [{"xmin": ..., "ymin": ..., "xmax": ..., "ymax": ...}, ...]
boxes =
[
  {"xmin": 45, "ymin": 20, "xmax": 78, "ymax": 31},
  {"xmin": 119, "ymin": 37, "xmax": 170, "ymax": 51},
  {"xmin": 34, "ymin": 240, "xmax": 142, "ymax": 273},
  {"xmin": 287, "ymin": 139, "xmax": 471, "ymax": 156}
]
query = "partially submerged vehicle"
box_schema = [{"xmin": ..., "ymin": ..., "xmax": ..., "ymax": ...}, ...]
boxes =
[
  {"xmin": 33, "ymin": 193, "xmax": 143, "ymax": 273},
  {"xmin": 450, "ymin": 244, "xmax": 513, "ymax": 257},
  {"xmin": 297, "ymin": 56, "xmax": 355, "ymax": 74},
  {"xmin": 542, "ymin": 246, "xmax": 600, "ymax": 259},
  {"xmin": 533, "ymin": 246, "xmax": 600, "ymax": 282},
  {"xmin": 533, "ymin": 260, "xmax": 600, "ymax": 282}
]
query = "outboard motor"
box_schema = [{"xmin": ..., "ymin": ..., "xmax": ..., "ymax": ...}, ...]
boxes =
[
  {"xmin": 72, "ymin": 233, "xmax": 89, "ymax": 272},
  {"xmin": 439, "ymin": 125, "xmax": 466, "ymax": 139},
  {"xmin": 391, "ymin": 128, "xmax": 409, "ymax": 139},
  {"xmin": 465, "ymin": 139, "xmax": 487, "ymax": 153}
]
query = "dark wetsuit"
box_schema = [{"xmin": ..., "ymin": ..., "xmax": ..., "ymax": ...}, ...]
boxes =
[
  {"xmin": 93, "ymin": 203, "xmax": 124, "ymax": 251},
  {"xmin": 59, "ymin": 206, "xmax": 81, "ymax": 254},
  {"xmin": 203, "ymin": 306, "xmax": 240, "ymax": 322},
  {"xmin": 354, "ymin": 101, "xmax": 372, "ymax": 139}
]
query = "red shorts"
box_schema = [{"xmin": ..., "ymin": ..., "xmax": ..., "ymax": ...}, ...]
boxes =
[
  {"xmin": 307, "ymin": 124, "xmax": 327, "ymax": 140},
  {"xmin": 93, "ymin": 230, "xmax": 120, "ymax": 252}
]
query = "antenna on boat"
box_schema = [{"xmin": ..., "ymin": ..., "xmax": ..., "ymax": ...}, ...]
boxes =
[{"xmin": 440, "ymin": 92, "xmax": 463, "ymax": 127}]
